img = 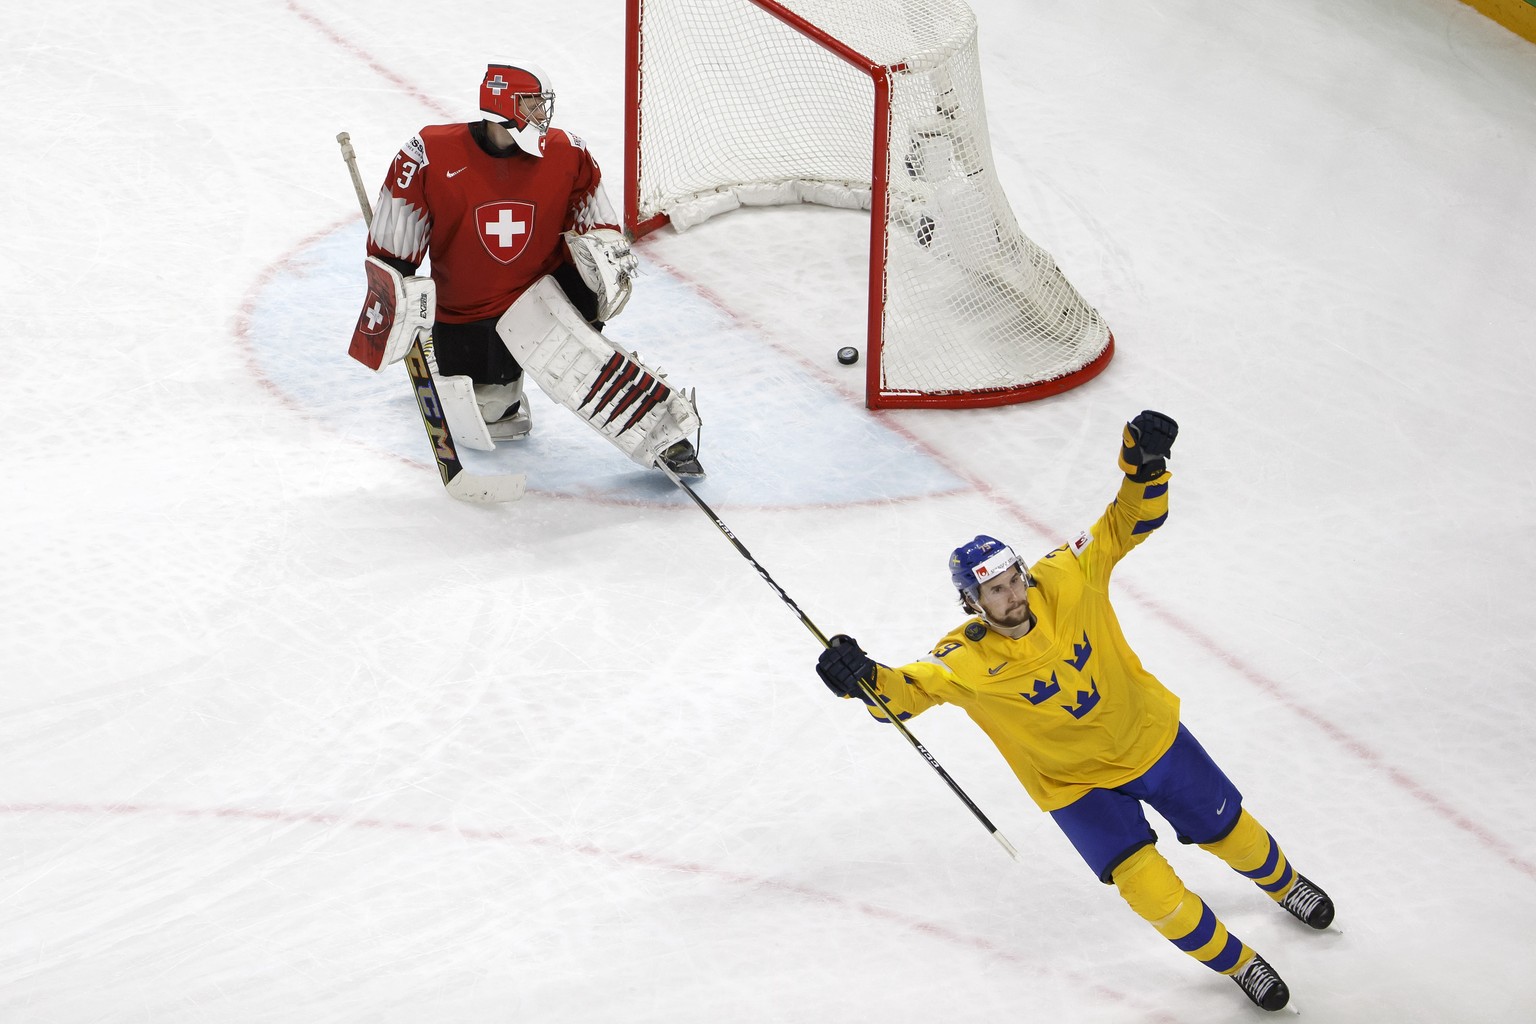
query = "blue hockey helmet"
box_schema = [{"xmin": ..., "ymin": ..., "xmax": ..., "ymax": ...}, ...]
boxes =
[{"xmin": 949, "ymin": 535, "xmax": 1021, "ymax": 603}]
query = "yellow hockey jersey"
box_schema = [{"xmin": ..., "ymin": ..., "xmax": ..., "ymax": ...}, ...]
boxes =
[{"xmin": 864, "ymin": 473, "xmax": 1181, "ymax": 812}]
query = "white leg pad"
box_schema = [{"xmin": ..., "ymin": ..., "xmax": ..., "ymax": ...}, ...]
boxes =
[
  {"xmin": 495, "ymin": 276, "xmax": 700, "ymax": 468},
  {"xmin": 431, "ymin": 370, "xmax": 495, "ymax": 451}
]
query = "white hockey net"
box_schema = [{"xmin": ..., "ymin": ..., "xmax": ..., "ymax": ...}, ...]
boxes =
[{"xmin": 626, "ymin": 0, "xmax": 1113, "ymax": 408}]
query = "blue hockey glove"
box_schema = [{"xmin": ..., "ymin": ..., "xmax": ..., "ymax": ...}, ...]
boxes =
[
  {"xmin": 1118, "ymin": 410, "xmax": 1178, "ymax": 482},
  {"xmin": 816, "ymin": 635, "xmax": 877, "ymax": 699}
]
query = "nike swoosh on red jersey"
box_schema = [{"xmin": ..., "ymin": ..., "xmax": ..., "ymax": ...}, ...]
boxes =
[{"xmin": 446, "ymin": 167, "xmax": 467, "ymax": 178}]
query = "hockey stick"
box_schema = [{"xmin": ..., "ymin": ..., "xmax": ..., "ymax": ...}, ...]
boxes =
[
  {"xmin": 336, "ymin": 131, "xmax": 525, "ymax": 503},
  {"xmin": 654, "ymin": 459, "xmax": 1020, "ymax": 860}
]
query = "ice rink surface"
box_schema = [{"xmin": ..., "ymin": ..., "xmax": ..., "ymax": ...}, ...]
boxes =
[{"xmin": 5, "ymin": 0, "xmax": 1535, "ymax": 1020}]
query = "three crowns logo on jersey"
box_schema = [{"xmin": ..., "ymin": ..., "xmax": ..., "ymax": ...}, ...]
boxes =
[{"xmin": 476, "ymin": 201, "xmax": 536, "ymax": 263}]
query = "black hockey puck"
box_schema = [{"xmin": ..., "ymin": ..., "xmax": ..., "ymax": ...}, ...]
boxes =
[{"xmin": 837, "ymin": 346, "xmax": 860, "ymax": 365}]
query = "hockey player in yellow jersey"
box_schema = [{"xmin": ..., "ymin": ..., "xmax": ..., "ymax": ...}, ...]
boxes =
[{"xmin": 814, "ymin": 411, "xmax": 1334, "ymax": 1012}]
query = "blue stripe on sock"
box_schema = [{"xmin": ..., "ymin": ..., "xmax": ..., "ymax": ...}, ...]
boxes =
[
  {"xmin": 1259, "ymin": 863, "xmax": 1295, "ymax": 894},
  {"xmin": 1171, "ymin": 902, "xmax": 1217, "ymax": 953},
  {"xmin": 1206, "ymin": 934, "xmax": 1245, "ymax": 974},
  {"xmin": 1239, "ymin": 837, "xmax": 1281, "ymax": 881}
]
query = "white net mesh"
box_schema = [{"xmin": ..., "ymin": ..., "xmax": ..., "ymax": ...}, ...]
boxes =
[{"xmin": 630, "ymin": 0, "xmax": 1112, "ymax": 406}]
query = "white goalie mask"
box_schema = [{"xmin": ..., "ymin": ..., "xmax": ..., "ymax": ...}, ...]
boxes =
[{"xmin": 480, "ymin": 62, "xmax": 555, "ymax": 156}]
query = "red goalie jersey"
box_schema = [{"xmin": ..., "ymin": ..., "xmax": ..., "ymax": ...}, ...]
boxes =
[{"xmin": 366, "ymin": 122, "xmax": 619, "ymax": 323}]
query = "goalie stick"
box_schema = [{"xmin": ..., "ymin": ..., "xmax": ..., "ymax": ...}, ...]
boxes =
[
  {"xmin": 653, "ymin": 458, "xmax": 1020, "ymax": 861},
  {"xmin": 336, "ymin": 131, "xmax": 525, "ymax": 503}
]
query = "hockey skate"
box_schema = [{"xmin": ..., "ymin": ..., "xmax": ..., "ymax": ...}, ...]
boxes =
[
  {"xmin": 657, "ymin": 438, "xmax": 704, "ymax": 477},
  {"xmin": 486, "ymin": 404, "xmax": 531, "ymax": 441},
  {"xmin": 478, "ymin": 381, "xmax": 532, "ymax": 442},
  {"xmin": 1279, "ymin": 874, "xmax": 1334, "ymax": 929},
  {"xmin": 1231, "ymin": 954, "xmax": 1289, "ymax": 1012}
]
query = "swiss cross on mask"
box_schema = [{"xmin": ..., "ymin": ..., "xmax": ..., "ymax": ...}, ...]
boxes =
[{"xmin": 476, "ymin": 201, "xmax": 536, "ymax": 263}]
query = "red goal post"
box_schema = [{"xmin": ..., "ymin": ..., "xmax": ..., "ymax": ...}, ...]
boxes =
[{"xmin": 624, "ymin": 0, "xmax": 1113, "ymax": 409}]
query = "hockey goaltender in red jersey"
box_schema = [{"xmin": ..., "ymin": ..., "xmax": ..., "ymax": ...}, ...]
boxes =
[
  {"xmin": 348, "ymin": 60, "xmax": 703, "ymax": 477},
  {"xmin": 814, "ymin": 412, "xmax": 1335, "ymax": 1012}
]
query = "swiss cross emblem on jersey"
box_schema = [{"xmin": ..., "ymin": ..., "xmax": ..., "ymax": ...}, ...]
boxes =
[{"xmin": 476, "ymin": 201, "xmax": 536, "ymax": 263}]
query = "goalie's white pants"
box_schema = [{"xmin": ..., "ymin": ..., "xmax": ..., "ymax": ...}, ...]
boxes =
[{"xmin": 496, "ymin": 276, "xmax": 700, "ymax": 469}]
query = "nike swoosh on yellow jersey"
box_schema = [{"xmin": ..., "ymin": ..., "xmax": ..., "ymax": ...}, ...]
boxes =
[{"xmin": 988, "ymin": 663, "xmax": 1008, "ymax": 675}]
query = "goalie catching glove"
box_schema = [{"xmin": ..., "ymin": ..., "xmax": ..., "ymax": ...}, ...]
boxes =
[
  {"xmin": 565, "ymin": 228, "xmax": 637, "ymax": 322},
  {"xmin": 348, "ymin": 256, "xmax": 436, "ymax": 371}
]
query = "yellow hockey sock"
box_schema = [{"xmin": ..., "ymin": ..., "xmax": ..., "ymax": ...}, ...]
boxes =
[
  {"xmin": 1112, "ymin": 845, "xmax": 1252, "ymax": 975},
  {"xmin": 1199, "ymin": 809, "xmax": 1297, "ymax": 902}
]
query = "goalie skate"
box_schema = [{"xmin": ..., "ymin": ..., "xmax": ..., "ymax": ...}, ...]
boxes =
[
  {"xmin": 476, "ymin": 379, "xmax": 532, "ymax": 442},
  {"xmin": 495, "ymin": 276, "xmax": 703, "ymax": 474},
  {"xmin": 657, "ymin": 437, "xmax": 703, "ymax": 478}
]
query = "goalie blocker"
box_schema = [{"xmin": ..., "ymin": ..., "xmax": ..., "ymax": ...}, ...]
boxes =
[
  {"xmin": 497, "ymin": 276, "xmax": 701, "ymax": 473},
  {"xmin": 349, "ymin": 257, "xmax": 496, "ymax": 451},
  {"xmin": 349, "ymin": 255, "xmax": 435, "ymax": 372}
]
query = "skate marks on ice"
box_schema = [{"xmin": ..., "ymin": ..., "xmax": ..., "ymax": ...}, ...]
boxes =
[
  {"xmin": 0, "ymin": 797, "xmax": 1184, "ymax": 1024},
  {"xmin": 241, "ymin": 221, "xmax": 966, "ymax": 507}
]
